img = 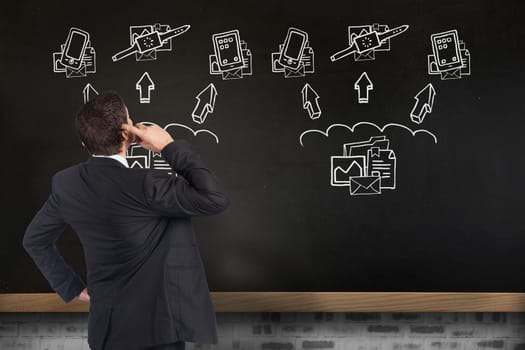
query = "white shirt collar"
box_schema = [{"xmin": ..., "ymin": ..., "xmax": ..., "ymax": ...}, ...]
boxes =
[{"xmin": 92, "ymin": 154, "xmax": 129, "ymax": 168}]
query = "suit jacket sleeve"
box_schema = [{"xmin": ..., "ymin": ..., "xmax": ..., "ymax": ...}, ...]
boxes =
[
  {"xmin": 143, "ymin": 139, "xmax": 230, "ymax": 217},
  {"xmin": 22, "ymin": 175, "xmax": 86, "ymax": 303}
]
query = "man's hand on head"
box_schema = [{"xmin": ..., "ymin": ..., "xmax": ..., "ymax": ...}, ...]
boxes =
[{"xmin": 122, "ymin": 123, "xmax": 174, "ymax": 153}]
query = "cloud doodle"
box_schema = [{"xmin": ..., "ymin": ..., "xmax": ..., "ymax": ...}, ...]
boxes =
[{"xmin": 299, "ymin": 121, "xmax": 437, "ymax": 147}]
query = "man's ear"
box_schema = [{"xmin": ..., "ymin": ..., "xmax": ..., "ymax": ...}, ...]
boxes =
[{"xmin": 121, "ymin": 127, "xmax": 130, "ymax": 141}]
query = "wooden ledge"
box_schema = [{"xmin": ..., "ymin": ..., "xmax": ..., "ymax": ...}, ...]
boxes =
[{"xmin": 1, "ymin": 292, "xmax": 525, "ymax": 312}]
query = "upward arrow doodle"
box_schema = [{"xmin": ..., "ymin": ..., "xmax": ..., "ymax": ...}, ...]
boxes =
[
  {"xmin": 301, "ymin": 83, "xmax": 321, "ymax": 119},
  {"xmin": 192, "ymin": 83, "xmax": 218, "ymax": 124},
  {"xmin": 136, "ymin": 72, "xmax": 155, "ymax": 103},
  {"xmin": 410, "ymin": 83, "xmax": 436, "ymax": 124},
  {"xmin": 82, "ymin": 83, "xmax": 98, "ymax": 104},
  {"xmin": 354, "ymin": 72, "xmax": 373, "ymax": 104}
]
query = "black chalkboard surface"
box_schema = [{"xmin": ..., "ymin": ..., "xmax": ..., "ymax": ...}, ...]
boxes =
[{"xmin": 1, "ymin": 0, "xmax": 524, "ymax": 294}]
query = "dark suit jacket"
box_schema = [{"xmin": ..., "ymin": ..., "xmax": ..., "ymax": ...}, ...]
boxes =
[{"xmin": 23, "ymin": 140, "xmax": 230, "ymax": 350}]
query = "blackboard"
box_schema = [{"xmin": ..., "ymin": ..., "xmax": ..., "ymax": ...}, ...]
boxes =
[{"xmin": 1, "ymin": 0, "xmax": 524, "ymax": 295}]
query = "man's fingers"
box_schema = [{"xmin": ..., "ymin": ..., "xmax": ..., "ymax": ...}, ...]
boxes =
[{"xmin": 122, "ymin": 124, "xmax": 145, "ymax": 137}]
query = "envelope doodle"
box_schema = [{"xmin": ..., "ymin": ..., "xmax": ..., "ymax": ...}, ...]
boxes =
[{"xmin": 331, "ymin": 136, "xmax": 397, "ymax": 196}]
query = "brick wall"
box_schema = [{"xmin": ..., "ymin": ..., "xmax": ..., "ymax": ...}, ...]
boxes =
[{"xmin": 1, "ymin": 312, "xmax": 525, "ymax": 349}]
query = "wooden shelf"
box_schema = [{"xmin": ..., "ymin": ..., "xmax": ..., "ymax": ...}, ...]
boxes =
[{"xmin": 1, "ymin": 292, "xmax": 525, "ymax": 312}]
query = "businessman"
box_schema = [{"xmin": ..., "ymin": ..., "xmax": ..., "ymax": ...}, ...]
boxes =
[{"xmin": 23, "ymin": 91, "xmax": 230, "ymax": 350}]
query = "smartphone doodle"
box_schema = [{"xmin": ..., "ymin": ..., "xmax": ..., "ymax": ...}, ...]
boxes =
[
  {"xmin": 430, "ymin": 30, "xmax": 462, "ymax": 71},
  {"xmin": 212, "ymin": 30, "xmax": 244, "ymax": 71},
  {"xmin": 278, "ymin": 28, "xmax": 308, "ymax": 70},
  {"xmin": 60, "ymin": 28, "xmax": 90, "ymax": 70}
]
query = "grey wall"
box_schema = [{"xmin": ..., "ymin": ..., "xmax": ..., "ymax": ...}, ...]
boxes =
[{"xmin": 1, "ymin": 312, "xmax": 525, "ymax": 349}]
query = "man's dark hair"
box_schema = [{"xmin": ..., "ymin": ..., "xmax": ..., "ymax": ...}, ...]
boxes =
[{"xmin": 75, "ymin": 91, "xmax": 128, "ymax": 155}]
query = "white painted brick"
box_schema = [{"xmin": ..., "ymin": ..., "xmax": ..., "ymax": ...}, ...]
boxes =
[
  {"xmin": 0, "ymin": 322, "xmax": 18, "ymax": 336},
  {"xmin": 296, "ymin": 313, "xmax": 337, "ymax": 323},
  {"xmin": 61, "ymin": 323, "xmax": 83, "ymax": 337},
  {"xmin": 258, "ymin": 313, "xmax": 282, "ymax": 323},
  {"xmin": 342, "ymin": 339, "xmax": 383, "ymax": 350},
  {"xmin": 192, "ymin": 343, "xmax": 215, "ymax": 349},
  {"xmin": 409, "ymin": 324, "xmax": 446, "ymax": 338},
  {"xmin": 364, "ymin": 324, "xmax": 404, "ymax": 337},
  {"xmin": 510, "ymin": 326, "xmax": 525, "ymax": 339},
  {"xmin": 253, "ymin": 337, "xmax": 297, "ymax": 350},
  {"xmin": 317, "ymin": 323, "xmax": 361, "ymax": 337},
  {"xmin": 388, "ymin": 341, "xmax": 425, "ymax": 350},
  {"xmin": 297, "ymin": 338, "xmax": 341, "ymax": 350},
  {"xmin": 38, "ymin": 339, "xmax": 53, "ymax": 350},
  {"xmin": 216, "ymin": 322, "xmax": 233, "ymax": 338},
  {"xmin": 39, "ymin": 337, "xmax": 64, "ymax": 350},
  {"xmin": 241, "ymin": 313, "xmax": 261, "ymax": 323},
  {"xmin": 508, "ymin": 314, "xmax": 525, "ymax": 325},
  {"xmin": 387, "ymin": 313, "xmax": 424, "ymax": 323},
  {"xmin": 507, "ymin": 340, "xmax": 525, "ymax": 350},
  {"xmin": 425, "ymin": 339, "xmax": 465, "ymax": 350},
  {"xmin": 447, "ymin": 324, "xmax": 488, "ymax": 338},
  {"xmin": 0, "ymin": 338, "xmax": 39, "ymax": 350},
  {"xmin": 216, "ymin": 313, "xmax": 242, "ymax": 324},
  {"xmin": 344, "ymin": 313, "xmax": 382, "ymax": 323},
  {"xmin": 471, "ymin": 313, "xmax": 507, "ymax": 324},
  {"xmin": 280, "ymin": 313, "xmax": 298, "ymax": 323},
  {"xmin": 425, "ymin": 313, "xmax": 467, "ymax": 324},
  {"xmin": 467, "ymin": 339, "xmax": 506, "ymax": 349},
  {"xmin": 81, "ymin": 338, "xmax": 91, "ymax": 350},
  {"xmin": 19, "ymin": 323, "xmax": 60, "ymax": 337},
  {"xmin": 235, "ymin": 323, "xmax": 275, "ymax": 338},
  {"xmin": 279, "ymin": 324, "xmax": 318, "ymax": 337},
  {"xmin": 212, "ymin": 337, "xmax": 255, "ymax": 350}
]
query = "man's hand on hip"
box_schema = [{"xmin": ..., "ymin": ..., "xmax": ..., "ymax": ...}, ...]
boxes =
[
  {"xmin": 122, "ymin": 123, "xmax": 174, "ymax": 153},
  {"xmin": 76, "ymin": 288, "xmax": 90, "ymax": 302}
]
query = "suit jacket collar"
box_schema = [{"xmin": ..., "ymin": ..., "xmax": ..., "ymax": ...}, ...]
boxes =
[{"xmin": 86, "ymin": 156, "xmax": 129, "ymax": 168}]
